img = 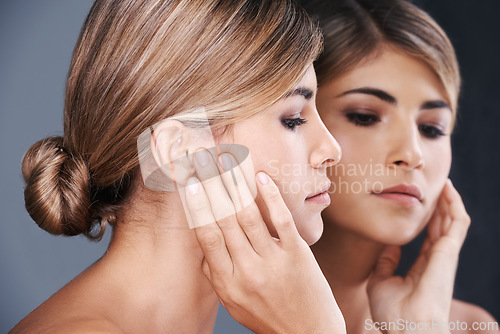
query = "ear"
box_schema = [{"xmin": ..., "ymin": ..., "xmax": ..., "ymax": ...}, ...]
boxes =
[
  {"xmin": 151, "ymin": 119, "xmax": 182, "ymax": 167},
  {"xmin": 151, "ymin": 119, "xmax": 194, "ymax": 187}
]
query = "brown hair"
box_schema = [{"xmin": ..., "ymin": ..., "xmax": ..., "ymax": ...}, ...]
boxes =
[
  {"xmin": 300, "ymin": 0, "xmax": 460, "ymax": 111},
  {"xmin": 22, "ymin": 0, "xmax": 322, "ymax": 239}
]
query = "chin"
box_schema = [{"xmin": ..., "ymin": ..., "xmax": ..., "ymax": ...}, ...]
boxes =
[
  {"xmin": 375, "ymin": 231, "xmax": 420, "ymax": 246},
  {"xmin": 363, "ymin": 218, "xmax": 426, "ymax": 246},
  {"xmin": 297, "ymin": 213, "xmax": 324, "ymax": 246}
]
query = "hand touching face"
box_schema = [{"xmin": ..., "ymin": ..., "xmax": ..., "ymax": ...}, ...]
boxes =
[{"xmin": 222, "ymin": 65, "xmax": 341, "ymax": 245}]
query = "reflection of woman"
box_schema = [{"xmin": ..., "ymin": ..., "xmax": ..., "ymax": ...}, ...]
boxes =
[
  {"xmin": 12, "ymin": 0, "xmax": 345, "ymax": 332},
  {"xmin": 301, "ymin": 0, "xmax": 498, "ymax": 332}
]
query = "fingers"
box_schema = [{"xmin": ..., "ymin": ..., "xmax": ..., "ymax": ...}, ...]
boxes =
[
  {"xmin": 193, "ymin": 149, "xmax": 236, "ymax": 221},
  {"xmin": 255, "ymin": 171, "xmax": 304, "ymax": 249},
  {"xmin": 219, "ymin": 153, "xmax": 277, "ymax": 255},
  {"xmin": 427, "ymin": 179, "xmax": 470, "ymax": 247},
  {"xmin": 427, "ymin": 193, "xmax": 445, "ymax": 243},
  {"xmin": 406, "ymin": 237, "xmax": 431, "ymax": 283},
  {"xmin": 218, "ymin": 153, "xmax": 255, "ymax": 212},
  {"xmin": 193, "ymin": 149, "xmax": 255, "ymax": 259},
  {"xmin": 442, "ymin": 179, "xmax": 471, "ymax": 244},
  {"xmin": 417, "ymin": 180, "xmax": 469, "ymax": 299},
  {"xmin": 190, "ymin": 148, "xmax": 301, "ymax": 262},
  {"xmin": 368, "ymin": 245, "xmax": 401, "ymax": 291},
  {"xmin": 201, "ymin": 258, "xmax": 211, "ymax": 281},
  {"xmin": 185, "ymin": 177, "xmax": 233, "ymax": 288},
  {"xmin": 374, "ymin": 245, "xmax": 401, "ymax": 278},
  {"xmin": 192, "ymin": 149, "xmax": 281, "ymax": 260},
  {"xmin": 420, "ymin": 242, "xmax": 457, "ymax": 305}
]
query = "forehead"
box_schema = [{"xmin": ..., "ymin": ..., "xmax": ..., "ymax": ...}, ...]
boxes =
[
  {"xmin": 343, "ymin": 50, "xmax": 441, "ymax": 86},
  {"xmin": 322, "ymin": 49, "xmax": 455, "ymax": 110},
  {"xmin": 292, "ymin": 64, "xmax": 317, "ymax": 89}
]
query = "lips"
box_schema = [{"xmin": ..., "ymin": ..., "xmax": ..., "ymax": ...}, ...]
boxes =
[
  {"xmin": 373, "ymin": 184, "xmax": 423, "ymax": 203},
  {"xmin": 306, "ymin": 181, "xmax": 332, "ymax": 200}
]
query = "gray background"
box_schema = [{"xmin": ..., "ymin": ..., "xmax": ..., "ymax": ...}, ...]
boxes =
[
  {"xmin": 0, "ymin": 1, "xmax": 246, "ymax": 332},
  {"xmin": 0, "ymin": 1, "xmax": 498, "ymax": 333}
]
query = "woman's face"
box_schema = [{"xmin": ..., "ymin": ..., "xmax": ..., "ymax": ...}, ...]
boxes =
[
  {"xmin": 222, "ymin": 65, "xmax": 342, "ymax": 245},
  {"xmin": 316, "ymin": 49, "xmax": 454, "ymax": 244}
]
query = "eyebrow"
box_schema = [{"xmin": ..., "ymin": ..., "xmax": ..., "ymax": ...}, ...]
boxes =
[
  {"xmin": 338, "ymin": 87, "xmax": 396, "ymax": 104},
  {"xmin": 338, "ymin": 87, "xmax": 451, "ymax": 111},
  {"xmin": 421, "ymin": 100, "xmax": 451, "ymax": 110},
  {"xmin": 285, "ymin": 87, "xmax": 314, "ymax": 100}
]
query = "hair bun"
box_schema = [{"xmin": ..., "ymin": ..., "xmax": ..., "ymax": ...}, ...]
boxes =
[{"xmin": 22, "ymin": 136, "xmax": 93, "ymax": 237}]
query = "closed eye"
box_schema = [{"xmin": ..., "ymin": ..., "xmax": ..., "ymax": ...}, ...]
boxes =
[{"xmin": 282, "ymin": 117, "xmax": 307, "ymax": 130}]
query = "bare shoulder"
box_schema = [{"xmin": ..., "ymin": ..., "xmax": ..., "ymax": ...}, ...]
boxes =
[
  {"xmin": 10, "ymin": 271, "xmax": 122, "ymax": 333},
  {"xmin": 50, "ymin": 319, "xmax": 124, "ymax": 334},
  {"xmin": 449, "ymin": 299, "xmax": 499, "ymax": 334},
  {"xmin": 10, "ymin": 317, "xmax": 123, "ymax": 334}
]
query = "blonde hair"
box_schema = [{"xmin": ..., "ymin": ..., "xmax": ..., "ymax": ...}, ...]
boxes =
[
  {"xmin": 22, "ymin": 0, "xmax": 322, "ymax": 239},
  {"xmin": 301, "ymin": 0, "xmax": 461, "ymax": 111}
]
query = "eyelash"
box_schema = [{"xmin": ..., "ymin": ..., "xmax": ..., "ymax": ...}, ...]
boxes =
[
  {"xmin": 346, "ymin": 112, "xmax": 446, "ymax": 139},
  {"xmin": 282, "ymin": 117, "xmax": 307, "ymax": 130},
  {"xmin": 418, "ymin": 124, "xmax": 445, "ymax": 139},
  {"xmin": 345, "ymin": 112, "xmax": 380, "ymax": 127}
]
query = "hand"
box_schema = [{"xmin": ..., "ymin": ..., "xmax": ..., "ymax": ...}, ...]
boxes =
[
  {"xmin": 367, "ymin": 180, "xmax": 471, "ymax": 334},
  {"xmin": 184, "ymin": 150, "xmax": 345, "ymax": 334}
]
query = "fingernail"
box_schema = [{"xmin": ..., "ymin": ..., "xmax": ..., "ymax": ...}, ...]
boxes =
[
  {"xmin": 257, "ymin": 172, "xmax": 268, "ymax": 185},
  {"xmin": 219, "ymin": 153, "xmax": 234, "ymax": 171},
  {"xmin": 187, "ymin": 177, "xmax": 199, "ymax": 195},
  {"xmin": 194, "ymin": 149, "xmax": 210, "ymax": 167}
]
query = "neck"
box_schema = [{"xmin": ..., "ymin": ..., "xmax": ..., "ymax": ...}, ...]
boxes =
[
  {"xmin": 95, "ymin": 189, "xmax": 219, "ymax": 333},
  {"xmin": 312, "ymin": 221, "xmax": 386, "ymax": 333}
]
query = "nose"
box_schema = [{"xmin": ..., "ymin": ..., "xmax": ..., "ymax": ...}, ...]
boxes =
[
  {"xmin": 309, "ymin": 116, "xmax": 342, "ymax": 169},
  {"xmin": 386, "ymin": 122, "xmax": 424, "ymax": 170}
]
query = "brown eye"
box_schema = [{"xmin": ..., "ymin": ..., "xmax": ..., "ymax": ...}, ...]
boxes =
[
  {"xmin": 345, "ymin": 112, "xmax": 380, "ymax": 126},
  {"xmin": 419, "ymin": 124, "xmax": 445, "ymax": 139}
]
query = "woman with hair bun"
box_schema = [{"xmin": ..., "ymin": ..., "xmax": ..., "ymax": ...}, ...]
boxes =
[{"xmin": 13, "ymin": 0, "xmax": 346, "ymax": 332}]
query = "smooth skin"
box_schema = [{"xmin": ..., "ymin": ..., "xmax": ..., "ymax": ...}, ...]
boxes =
[
  {"xmin": 221, "ymin": 65, "xmax": 341, "ymax": 245},
  {"xmin": 186, "ymin": 164, "xmax": 345, "ymax": 333},
  {"xmin": 314, "ymin": 47, "xmax": 498, "ymax": 334},
  {"xmin": 185, "ymin": 64, "xmax": 345, "ymax": 333},
  {"xmin": 12, "ymin": 65, "xmax": 345, "ymax": 333}
]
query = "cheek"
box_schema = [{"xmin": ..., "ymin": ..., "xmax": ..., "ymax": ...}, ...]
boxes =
[
  {"xmin": 253, "ymin": 141, "xmax": 307, "ymax": 188},
  {"xmin": 328, "ymin": 126, "xmax": 378, "ymax": 165},
  {"xmin": 425, "ymin": 141, "xmax": 451, "ymax": 182},
  {"xmin": 250, "ymin": 152, "xmax": 295, "ymax": 207},
  {"xmin": 264, "ymin": 161, "xmax": 303, "ymax": 209},
  {"xmin": 423, "ymin": 142, "xmax": 452, "ymax": 206}
]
